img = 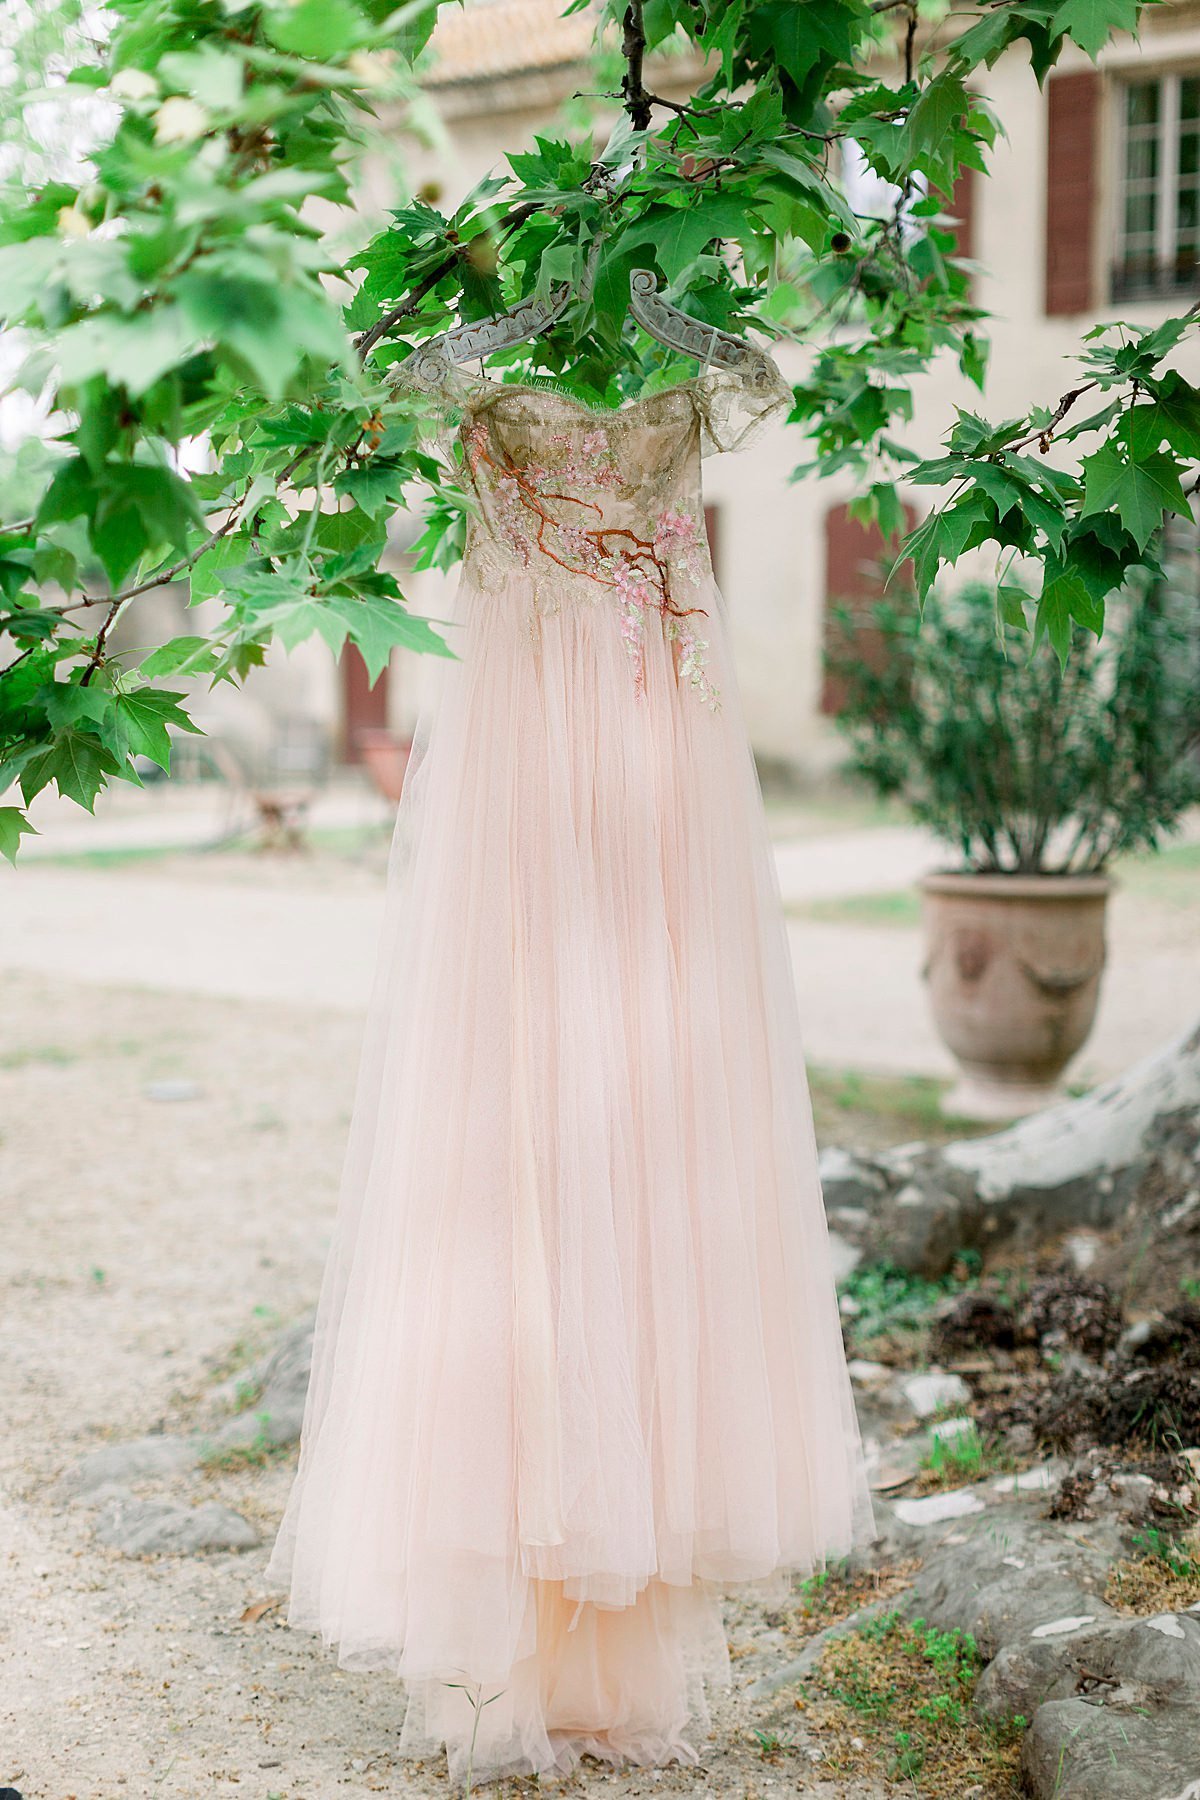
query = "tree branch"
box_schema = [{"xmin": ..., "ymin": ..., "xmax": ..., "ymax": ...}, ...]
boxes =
[
  {"xmin": 76, "ymin": 505, "xmax": 246, "ymax": 686},
  {"xmin": 353, "ymin": 201, "xmax": 541, "ymax": 361},
  {"xmin": 620, "ymin": 0, "xmax": 653, "ymax": 132}
]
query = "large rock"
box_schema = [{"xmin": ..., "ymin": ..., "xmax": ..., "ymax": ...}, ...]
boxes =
[
  {"xmin": 817, "ymin": 1021, "xmax": 1200, "ymax": 1276},
  {"xmin": 93, "ymin": 1489, "xmax": 260, "ymax": 1555},
  {"xmin": 66, "ymin": 1434, "xmax": 199, "ymax": 1495},
  {"xmin": 900, "ymin": 1369, "xmax": 971, "ymax": 1419},
  {"xmin": 1023, "ymin": 1702, "xmax": 1200, "ymax": 1798},
  {"xmin": 900, "ymin": 1512, "xmax": 1116, "ymax": 1657},
  {"xmin": 978, "ymin": 1609, "xmax": 1200, "ymax": 1724},
  {"xmin": 208, "ymin": 1315, "xmax": 315, "ymax": 1450}
]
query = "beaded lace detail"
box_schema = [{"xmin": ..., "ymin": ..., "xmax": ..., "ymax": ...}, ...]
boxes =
[{"xmin": 392, "ymin": 360, "xmax": 793, "ymax": 709}]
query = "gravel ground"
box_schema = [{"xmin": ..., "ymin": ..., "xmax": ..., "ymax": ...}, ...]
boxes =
[{"xmin": 0, "ymin": 970, "xmax": 887, "ymax": 1800}]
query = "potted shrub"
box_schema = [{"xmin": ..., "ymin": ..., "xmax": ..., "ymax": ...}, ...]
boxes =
[{"xmin": 832, "ymin": 570, "xmax": 1200, "ymax": 1118}]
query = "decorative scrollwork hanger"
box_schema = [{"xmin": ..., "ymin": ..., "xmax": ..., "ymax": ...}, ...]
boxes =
[
  {"xmin": 628, "ymin": 268, "xmax": 782, "ymax": 390},
  {"xmin": 397, "ymin": 258, "xmax": 777, "ymax": 388}
]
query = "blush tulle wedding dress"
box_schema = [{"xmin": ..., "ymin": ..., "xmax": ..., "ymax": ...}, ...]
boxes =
[{"xmin": 263, "ymin": 352, "xmax": 877, "ymax": 1781}]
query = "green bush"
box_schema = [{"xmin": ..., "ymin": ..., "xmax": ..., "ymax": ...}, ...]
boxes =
[{"xmin": 831, "ymin": 560, "xmax": 1200, "ymax": 874}]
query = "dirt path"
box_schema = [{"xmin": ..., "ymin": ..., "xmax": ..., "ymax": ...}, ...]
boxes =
[
  {"xmin": 5, "ymin": 835, "xmax": 1200, "ymax": 1083},
  {"xmin": 0, "ymin": 971, "xmax": 886, "ymax": 1800}
]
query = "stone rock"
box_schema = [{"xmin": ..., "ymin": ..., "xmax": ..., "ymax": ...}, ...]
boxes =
[
  {"xmin": 1030, "ymin": 1614, "xmax": 1098, "ymax": 1638},
  {"xmin": 209, "ymin": 1314, "xmax": 314, "ymax": 1450},
  {"xmin": 930, "ymin": 1415, "xmax": 976, "ymax": 1445},
  {"xmin": 93, "ymin": 1489, "xmax": 260, "ymax": 1555},
  {"xmin": 1023, "ymin": 1703, "xmax": 1200, "ymax": 1799},
  {"xmin": 974, "ymin": 1634, "xmax": 1088, "ymax": 1722},
  {"xmin": 143, "ymin": 1079, "xmax": 203, "ymax": 1102},
  {"xmin": 989, "ymin": 1462, "xmax": 1065, "ymax": 1496},
  {"xmin": 1018, "ymin": 1619, "xmax": 1200, "ymax": 1800},
  {"xmin": 900, "ymin": 1513, "xmax": 1115, "ymax": 1657},
  {"xmin": 893, "ymin": 1487, "xmax": 988, "ymax": 1526},
  {"xmin": 861, "ymin": 1425, "xmax": 926, "ymax": 1494},
  {"xmin": 1062, "ymin": 1230, "xmax": 1105, "ymax": 1273},
  {"xmin": 818, "ymin": 1146, "xmax": 888, "ymax": 1214},
  {"xmin": 825, "ymin": 1229, "xmax": 861, "ymax": 1284},
  {"xmin": 846, "ymin": 1358, "xmax": 893, "ymax": 1386},
  {"xmin": 901, "ymin": 1369, "xmax": 971, "ymax": 1418},
  {"xmin": 66, "ymin": 1435, "xmax": 198, "ymax": 1496}
]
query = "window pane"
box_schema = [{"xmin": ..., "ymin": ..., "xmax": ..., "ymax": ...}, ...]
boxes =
[
  {"xmin": 1127, "ymin": 80, "xmax": 1160, "ymax": 126},
  {"xmin": 1182, "ymin": 76, "xmax": 1200, "ymax": 120},
  {"xmin": 1125, "ymin": 190, "xmax": 1158, "ymax": 236},
  {"xmin": 1179, "ymin": 187, "xmax": 1198, "ymax": 231},
  {"xmin": 1181, "ymin": 130, "xmax": 1200, "ymax": 176},
  {"xmin": 1128, "ymin": 135, "xmax": 1160, "ymax": 181}
]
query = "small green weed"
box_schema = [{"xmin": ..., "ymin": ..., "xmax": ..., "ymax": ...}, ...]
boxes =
[
  {"xmin": 838, "ymin": 1257, "xmax": 980, "ymax": 1362},
  {"xmin": 197, "ymin": 1415, "xmax": 289, "ymax": 1472},
  {"xmin": 918, "ymin": 1422, "xmax": 1021, "ymax": 1492}
]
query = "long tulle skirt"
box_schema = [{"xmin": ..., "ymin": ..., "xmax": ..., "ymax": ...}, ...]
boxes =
[{"xmin": 264, "ymin": 565, "xmax": 877, "ymax": 1779}]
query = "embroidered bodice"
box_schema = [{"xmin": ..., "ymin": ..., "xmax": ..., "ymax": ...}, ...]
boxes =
[{"xmin": 394, "ymin": 361, "xmax": 793, "ymax": 709}]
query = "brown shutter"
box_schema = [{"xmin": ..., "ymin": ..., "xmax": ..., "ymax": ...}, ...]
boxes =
[
  {"xmin": 1045, "ymin": 70, "xmax": 1101, "ymax": 316},
  {"xmin": 820, "ymin": 502, "xmax": 913, "ymax": 716},
  {"xmin": 951, "ymin": 160, "xmax": 975, "ymax": 269},
  {"xmin": 340, "ymin": 644, "xmax": 390, "ymax": 762}
]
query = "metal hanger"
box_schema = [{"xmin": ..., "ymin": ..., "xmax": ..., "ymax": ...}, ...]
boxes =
[{"xmin": 399, "ymin": 263, "xmax": 778, "ymax": 390}]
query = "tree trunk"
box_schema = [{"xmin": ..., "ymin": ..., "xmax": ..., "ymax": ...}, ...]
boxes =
[{"xmin": 822, "ymin": 1018, "xmax": 1200, "ymax": 1285}]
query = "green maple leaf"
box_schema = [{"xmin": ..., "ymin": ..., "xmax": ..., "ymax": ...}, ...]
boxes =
[
  {"xmin": 0, "ymin": 805, "xmax": 39, "ymax": 866},
  {"xmin": 115, "ymin": 688, "xmax": 203, "ymax": 770},
  {"xmin": 1036, "ymin": 555, "xmax": 1106, "ymax": 663},
  {"xmin": 898, "ymin": 72, "xmax": 971, "ymax": 183},
  {"xmin": 328, "ymin": 592, "xmax": 455, "ymax": 681},
  {"xmin": 19, "ymin": 728, "xmax": 121, "ymax": 811},
  {"xmin": 619, "ymin": 197, "xmax": 755, "ymax": 283},
  {"xmin": 1133, "ymin": 371, "xmax": 1200, "ymax": 458},
  {"xmin": 1080, "ymin": 444, "xmax": 1190, "ymax": 550},
  {"xmin": 1052, "ymin": 0, "xmax": 1140, "ymax": 60}
]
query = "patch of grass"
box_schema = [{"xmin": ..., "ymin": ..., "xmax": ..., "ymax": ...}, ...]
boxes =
[
  {"xmin": 32, "ymin": 841, "xmax": 187, "ymax": 869},
  {"xmin": 752, "ymin": 1724, "xmax": 798, "ymax": 1760},
  {"xmin": 762, "ymin": 788, "xmax": 911, "ymax": 839},
  {"xmin": 0, "ymin": 1042, "xmax": 78, "ymax": 1071},
  {"xmin": 203, "ymin": 1305, "xmax": 285, "ymax": 1392},
  {"xmin": 916, "ymin": 1421, "xmax": 1021, "ymax": 1493},
  {"xmin": 785, "ymin": 1558, "xmax": 921, "ymax": 1641},
  {"xmin": 838, "ymin": 1257, "xmax": 981, "ymax": 1364},
  {"xmin": 789, "ymin": 888, "xmax": 922, "ymax": 928},
  {"xmin": 1112, "ymin": 838, "xmax": 1200, "ymax": 908},
  {"xmin": 808, "ymin": 1065, "xmax": 977, "ymax": 1153},
  {"xmin": 1107, "ymin": 1527, "xmax": 1200, "ymax": 1614},
  {"xmin": 795, "ymin": 1610, "xmax": 1025, "ymax": 1795},
  {"xmin": 197, "ymin": 1415, "xmax": 291, "ymax": 1472}
]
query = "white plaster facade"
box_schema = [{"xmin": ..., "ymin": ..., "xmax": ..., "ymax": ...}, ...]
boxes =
[{"xmin": 183, "ymin": 3, "xmax": 1200, "ymax": 778}]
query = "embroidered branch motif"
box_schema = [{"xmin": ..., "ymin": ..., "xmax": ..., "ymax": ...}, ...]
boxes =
[{"xmin": 463, "ymin": 420, "xmax": 720, "ymax": 709}]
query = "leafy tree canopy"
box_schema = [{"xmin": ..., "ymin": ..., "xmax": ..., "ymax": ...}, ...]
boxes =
[{"xmin": 1, "ymin": 0, "xmax": 1195, "ymax": 859}]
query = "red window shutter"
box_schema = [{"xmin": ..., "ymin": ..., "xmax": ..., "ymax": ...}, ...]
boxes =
[
  {"xmin": 340, "ymin": 643, "xmax": 390, "ymax": 763},
  {"xmin": 820, "ymin": 502, "xmax": 913, "ymax": 717},
  {"xmin": 1045, "ymin": 70, "xmax": 1101, "ymax": 316},
  {"xmin": 951, "ymin": 160, "xmax": 975, "ymax": 270}
]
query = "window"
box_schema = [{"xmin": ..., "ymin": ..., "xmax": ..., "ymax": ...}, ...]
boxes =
[{"xmin": 1114, "ymin": 72, "xmax": 1200, "ymax": 299}]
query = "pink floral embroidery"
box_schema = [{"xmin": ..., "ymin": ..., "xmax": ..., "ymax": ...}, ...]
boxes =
[{"xmin": 464, "ymin": 420, "xmax": 718, "ymax": 707}]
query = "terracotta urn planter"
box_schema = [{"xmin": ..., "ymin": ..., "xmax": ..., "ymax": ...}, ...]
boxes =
[
  {"xmin": 919, "ymin": 871, "xmax": 1112, "ymax": 1120},
  {"xmin": 356, "ymin": 727, "xmax": 413, "ymax": 803}
]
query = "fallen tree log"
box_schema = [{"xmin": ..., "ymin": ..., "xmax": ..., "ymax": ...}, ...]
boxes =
[{"xmin": 821, "ymin": 1019, "xmax": 1200, "ymax": 1284}]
